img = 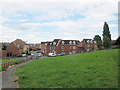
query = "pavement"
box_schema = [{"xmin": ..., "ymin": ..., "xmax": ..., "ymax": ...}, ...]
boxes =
[{"xmin": 1, "ymin": 56, "xmax": 48, "ymax": 89}]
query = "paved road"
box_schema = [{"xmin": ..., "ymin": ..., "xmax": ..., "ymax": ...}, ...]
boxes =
[{"xmin": 1, "ymin": 56, "xmax": 48, "ymax": 88}]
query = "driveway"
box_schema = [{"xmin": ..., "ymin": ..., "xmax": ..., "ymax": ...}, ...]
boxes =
[{"xmin": 1, "ymin": 56, "xmax": 48, "ymax": 88}]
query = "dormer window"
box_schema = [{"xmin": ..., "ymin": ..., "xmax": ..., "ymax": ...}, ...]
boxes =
[
  {"xmin": 73, "ymin": 41, "xmax": 76, "ymax": 45},
  {"xmin": 45, "ymin": 43, "xmax": 47, "ymax": 46},
  {"xmin": 87, "ymin": 40, "xmax": 89, "ymax": 43},
  {"xmin": 62, "ymin": 41, "xmax": 65, "ymax": 45},
  {"xmin": 94, "ymin": 41, "xmax": 96, "ymax": 43},
  {"xmin": 53, "ymin": 42, "xmax": 56, "ymax": 46},
  {"xmin": 69, "ymin": 41, "xmax": 72, "ymax": 45},
  {"xmin": 90, "ymin": 40, "xmax": 93, "ymax": 43}
]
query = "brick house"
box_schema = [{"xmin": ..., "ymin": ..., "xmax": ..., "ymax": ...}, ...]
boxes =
[
  {"xmin": 80, "ymin": 39, "xmax": 98, "ymax": 52},
  {"xmin": 6, "ymin": 39, "xmax": 29, "ymax": 56},
  {"xmin": 0, "ymin": 42, "xmax": 11, "ymax": 58},
  {"xmin": 41, "ymin": 39, "xmax": 86, "ymax": 55}
]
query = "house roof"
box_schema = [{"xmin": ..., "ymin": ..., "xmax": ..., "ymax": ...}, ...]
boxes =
[
  {"xmin": 41, "ymin": 42, "xmax": 46, "ymax": 44},
  {"xmin": 17, "ymin": 39, "xmax": 27, "ymax": 45},
  {"xmin": 60, "ymin": 40, "xmax": 79, "ymax": 45},
  {"xmin": 13, "ymin": 42, "xmax": 22, "ymax": 49},
  {"xmin": 83, "ymin": 39, "xmax": 96, "ymax": 44}
]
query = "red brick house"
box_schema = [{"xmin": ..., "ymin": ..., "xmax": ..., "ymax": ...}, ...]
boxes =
[
  {"xmin": 41, "ymin": 39, "xmax": 86, "ymax": 55},
  {"xmin": 6, "ymin": 39, "xmax": 29, "ymax": 56},
  {"xmin": 80, "ymin": 39, "xmax": 98, "ymax": 52},
  {"xmin": 6, "ymin": 42, "xmax": 23, "ymax": 56}
]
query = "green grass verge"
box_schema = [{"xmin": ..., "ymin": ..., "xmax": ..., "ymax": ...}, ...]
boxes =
[
  {"xmin": 16, "ymin": 49, "xmax": 119, "ymax": 88},
  {"xmin": 0, "ymin": 59, "xmax": 25, "ymax": 71}
]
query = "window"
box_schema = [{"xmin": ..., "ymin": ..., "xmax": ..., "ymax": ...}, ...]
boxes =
[
  {"xmin": 95, "ymin": 45, "xmax": 97, "ymax": 47},
  {"xmin": 73, "ymin": 41, "xmax": 76, "ymax": 45},
  {"xmin": 53, "ymin": 42, "xmax": 56, "ymax": 46},
  {"xmin": 50, "ymin": 43, "xmax": 52, "ymax": 46},
  {"xmin": 45, "ymin": 43, "xmax": 47, "ymax": 46},
  {"xmin": 90, "ymin": 40, "xmax": 93, "ymax": 43},
  {"xmin": 87, "ymin": 45, "xmax": 90, "ymax": 47},
  {"xmin": 62, "ymin": 41, "xmax": 65, "ymax": 45},
  {"xmin": 73, "ymin": 46, "xmax": 76, "ymax": 49},
  {"xmin": 61, "ymin": 50, "xmax": 64, "ymax": 53},
  {"xmin": 61, "ymin": 46, "xmax": 64, "ymax": 49},
  {"xmin": 69, "ymin": 41, "xmax": 72, "ymax": 45},
  {"xmin": 94, "ymin": 41, "xmax": 96, "ymax": 43},
  {"xmin": 87, "ymin": 49, "xmax": 89, "ymax": 51},
  {"xmin": 73, "ymin": 50, "xmax": 76, "ymax": 54},
  {"xmin": 87, "ymin": 40, "xmax": 89, "ymax": 43}
]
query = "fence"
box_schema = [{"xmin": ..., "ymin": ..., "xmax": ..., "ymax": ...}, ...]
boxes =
[{"xmin": 0, "ymin": 59, "xmax": 25, "ymax": 72}]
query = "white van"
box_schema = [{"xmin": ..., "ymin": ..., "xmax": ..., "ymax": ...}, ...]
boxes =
[{"xmin": 48, "ymin": 53, "xmax": 57, "ymax": 57}]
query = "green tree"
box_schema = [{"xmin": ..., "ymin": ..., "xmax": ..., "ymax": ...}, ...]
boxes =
[
  {"xmin": 103, "ymin": 36, "xmax": 111, "ymax": 48},
  {"xmin": 2, "ymin": 44, "xmax": 7, "ymax": 50},
  {"xmin": 102, "ymin": 22, "xmax": 111, "ymax": 41},
  {"xmin": 97, "ymin": 41, "xmax": 102, "ymax": 49},
  {"xmin": 94, "ymin": 35, "xmax": 102, "ymax": 49}
]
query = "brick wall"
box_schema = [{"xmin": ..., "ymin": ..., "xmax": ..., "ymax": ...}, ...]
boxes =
[{"xmin": 6, "ymin": 42, "xmax": 21, "ymax": 56}]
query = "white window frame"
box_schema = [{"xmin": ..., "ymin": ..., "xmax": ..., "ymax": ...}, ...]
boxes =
[
  {"xmin": 73, "ymin": 46, "xmax": 76, "ymax": 49},
  {"xmin": 61, "ymin": 46, "xmax": 64, "ymax": 49},
  {"xmin": 62, "ymin": 41, "xmax": 65, "ymax": 45},
  {"xmin": 87, "ymin": 45, "xmax": 90, "ymax": 47}
]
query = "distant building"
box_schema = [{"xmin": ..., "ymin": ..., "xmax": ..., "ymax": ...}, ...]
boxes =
[
  {"xmin": 41, "ymin": 39, "xmax": 87, "ymax": 55},
  {"xmin": 80, "ymin": 39, "xmax": 98, "ymax": 52},
  {"xmin": 6, "ymin": 39, "xmax": 29, "ymax": 56}
]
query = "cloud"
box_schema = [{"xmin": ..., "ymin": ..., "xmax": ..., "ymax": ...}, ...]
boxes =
[{"xmin": 0, "ymin": 0, "xmax": 118, "ymax": 43}]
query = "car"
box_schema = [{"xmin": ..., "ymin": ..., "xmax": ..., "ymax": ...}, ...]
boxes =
[
  {"xmin": 58, "ymin": 53, "xmax": 66, "ymax": 56},
  {"xmin": 22, "ymin": 54, "xmax": 26, "ymax": 57},
  {"xmin": 31, "ymin": 53, "xmax": 34, "ymax": 56},
  {"xmin": 38, "ymin": 53, "xmax": 42, "ymax": 57},
  {"xmin": 48, "ymin": 53, "xmax": 57, "ymax": 57},
  {"xmin": 16, "ymin": 54, "xmax": 22, "ymax": 57}
]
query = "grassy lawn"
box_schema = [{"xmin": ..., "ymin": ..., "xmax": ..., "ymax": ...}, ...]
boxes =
[
  {"xmin": 16, "ymin": 49, "xmax": 118, "ymax": 88},
  {"xmin": 1, "ymin": 60, "xmax": 20, "ymax": 63}
]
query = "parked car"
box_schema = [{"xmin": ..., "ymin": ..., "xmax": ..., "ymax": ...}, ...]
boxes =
[
  {"xmin": 38, "ymin": 53, "xmax": 42, "ymax": 57},
  {"xmin": 31, "ymin": 53, "xmax": 34, "ymax": 56},
  {"xmin": 58, "ymin": 53, "xmax": 66, "ymax": 56},
  {"xmin": 22, "ymin": 54, "xmax": 26, "ymax": 57},
  {"xmin": 16, "ymin": 54, "xmax": 22, "ymax": 57},
  {"xmin": 48, "ymin": 53, "xmax": 57, "ymax": 57}
]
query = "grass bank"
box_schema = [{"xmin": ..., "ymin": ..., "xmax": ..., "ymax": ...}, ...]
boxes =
[{"xmin": 16, "ymin": 49, "xmax": 118, "ymax": 88}]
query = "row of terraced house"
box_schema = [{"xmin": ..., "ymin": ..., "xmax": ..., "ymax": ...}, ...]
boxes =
[
  {"xmin": 41, "ymin": 39, "xmax": 98, "ymax": 55},
  {"xmin": 0, "ymin": 38, "xmax": 97, "ymax": 58}
]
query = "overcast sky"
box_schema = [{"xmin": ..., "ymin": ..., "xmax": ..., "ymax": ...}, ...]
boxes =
[{"xmin": 0, "ymin": 0, "xmax": 119, "ymax": 43}]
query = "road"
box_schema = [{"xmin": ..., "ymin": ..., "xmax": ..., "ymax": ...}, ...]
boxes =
[{"xmin": 1, "ymin": 56, "xmax": 48, "ymax": 89}]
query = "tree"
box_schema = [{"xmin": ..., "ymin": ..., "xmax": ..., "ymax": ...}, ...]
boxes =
[
  {"xmin": 94, "ymin": 35, "xmax": 102, "ymax": 42},
  {"xmin": 102, "ymin": 22, "xmax": 111, "ymax": 41},
  {"xmin": 94, "ymin": 35, "xmax": 102, "ymax": 49},
  {"xmin": 2, "ymin": 44, "xmax": 7, "ymax": 50},
  {"xmin": 103, "ymin": 36, "xmax": 111, "ymax": 48},
  {"xmin": 97, "ymin": 41, "xmax": 102, "ymax": 49}
]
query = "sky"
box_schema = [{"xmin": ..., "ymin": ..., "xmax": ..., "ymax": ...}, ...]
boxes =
[{"xmin": 0, "ymin": 0, "xmax": 119, "ymax": 43}]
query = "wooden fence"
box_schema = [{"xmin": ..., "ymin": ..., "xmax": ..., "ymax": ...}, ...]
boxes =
[{"xmin": 0, "ymin": 60, "xmax": 25, "ymax": 72}]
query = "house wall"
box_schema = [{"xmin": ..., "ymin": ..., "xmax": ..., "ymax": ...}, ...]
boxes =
[
  {"xmin": 81, "ymin": 40, "xmax": 97, "ymax": 51},
  {"xmin": 6, "ymin": 42, "xmax": 22, "ymax": 56}
]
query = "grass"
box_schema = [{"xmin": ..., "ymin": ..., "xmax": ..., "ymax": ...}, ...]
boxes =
[
  {"xmin": 16, "ymin": 49, "xmax": 119, "ymax": 88},
  {"xmin": 0, "ymin": 59, "xmax": 25, "ymax": 71}
]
